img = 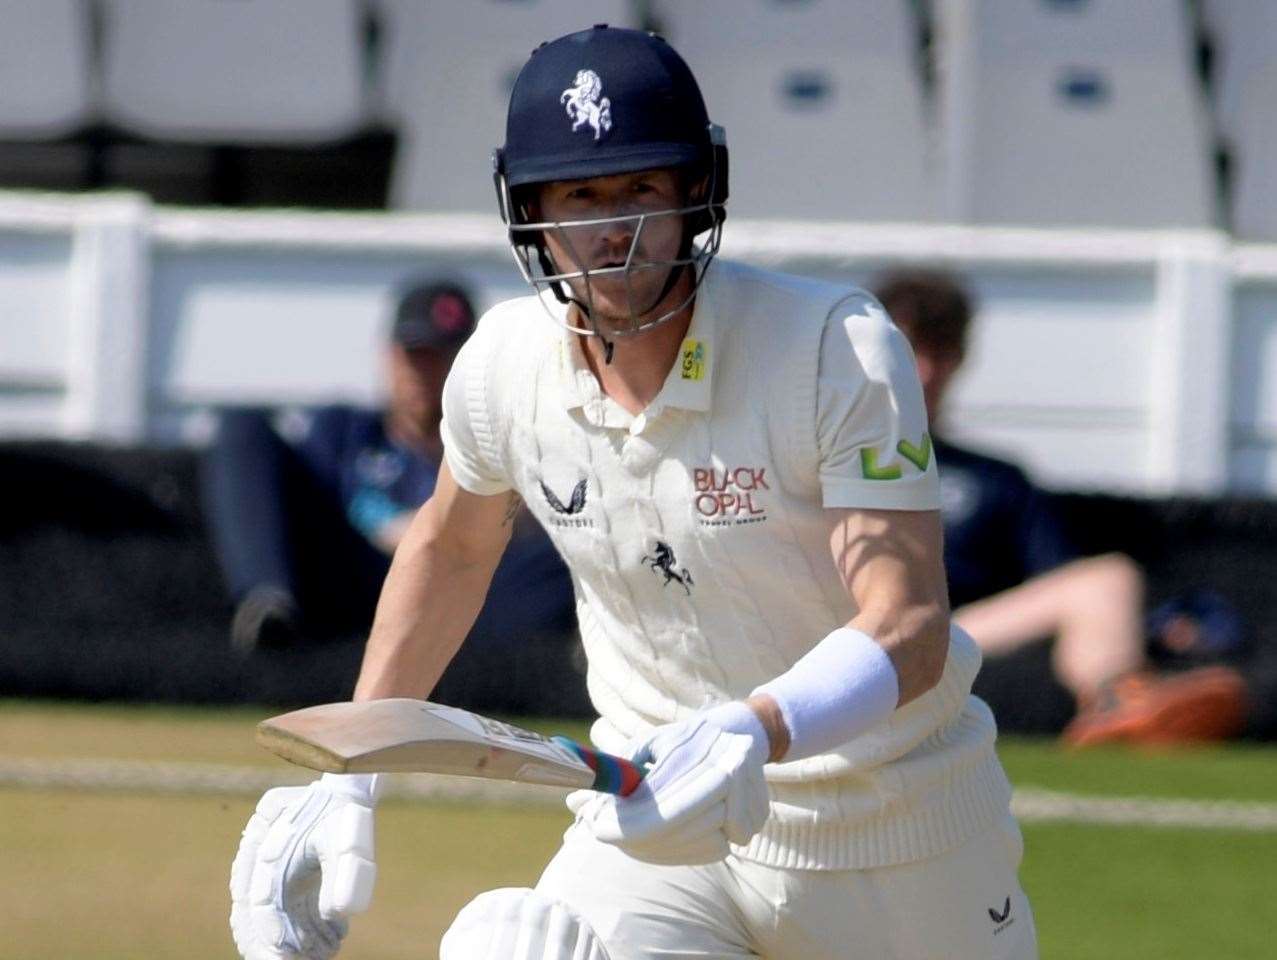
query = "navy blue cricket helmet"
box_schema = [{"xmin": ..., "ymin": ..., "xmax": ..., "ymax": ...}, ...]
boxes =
[{"xmin": 492, "ymin": 25, "xmax": 728, "ymax": 341}]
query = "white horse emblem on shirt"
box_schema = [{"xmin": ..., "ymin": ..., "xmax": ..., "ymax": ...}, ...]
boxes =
[{"xmin": 561, "ymin": 69, "xmax": 612, "ymax": 140}]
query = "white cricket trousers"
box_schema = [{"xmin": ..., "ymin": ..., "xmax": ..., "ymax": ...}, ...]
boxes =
[{"xmin": 536, "ymin": 814, "xmax": 1038, "ymax": 959}]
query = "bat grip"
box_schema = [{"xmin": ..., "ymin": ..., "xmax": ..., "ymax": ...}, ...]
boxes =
[{"xmin": 552, "ymin": 736, "xmax": 646, "ymax": 797}]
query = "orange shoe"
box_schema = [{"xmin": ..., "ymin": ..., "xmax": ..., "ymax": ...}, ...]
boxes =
[{"xmin": 1062, "ymin": 665, "xmax": 1249, "ymax": 747}]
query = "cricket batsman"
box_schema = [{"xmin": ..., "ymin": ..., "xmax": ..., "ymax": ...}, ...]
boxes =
[{"xmin": 230, "ymin": 25, "xmax": 1038, "ymax": 959}]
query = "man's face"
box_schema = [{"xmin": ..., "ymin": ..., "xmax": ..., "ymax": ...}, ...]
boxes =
[
  {"xmin": 535, "ymin": 168, "xmax": 689, "ymax": 332},
  {"xmin": 386, "ymin": 344, "xmax": 453, "ymax": 434}
]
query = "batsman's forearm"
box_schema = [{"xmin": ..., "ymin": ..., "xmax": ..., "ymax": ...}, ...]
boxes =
[
  {"xmin": 353, "ymin": 518, "xmax": 503, "ymax": 701},
  {"xmin": 849, "ymin": 599, "xmax": 949, "ymax": 706}
]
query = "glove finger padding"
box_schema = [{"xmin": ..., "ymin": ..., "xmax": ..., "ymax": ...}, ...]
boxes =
[
  {"xmin": 261, "ymin": 790, "xmax": 345, "ymax": 958},
  {"xmin": 721, "ymin": 757, "xmax": 770, "ymax": 847},
  {"xmin": 232, "ymin": 786, "xmax": 316, "ymax": 960},
  {"xmin": 574, "ymin": 719, "xmax": 769, "ymax": 864},
  {"xmin": 606, "ymin": 800, "xmax": 732, "ymax": 865},
  {"xmin": 564, "ymin": 788, "xmax": 597, "ymax": 819},
  {"xmin": 570, "ymin": 789, "xmax": 728, "ymax": 859},
  {"xmin": 229, "ymin": 780, "xmax": 376, "ymax": 960},
  {"xmin": 312, "ymin": 802, "xmax": 377, "ymax": 920}
]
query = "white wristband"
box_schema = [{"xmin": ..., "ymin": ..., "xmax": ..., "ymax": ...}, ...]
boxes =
[{"xmin": 752, "ymin": 627, "xmax": 900, "ymax": 762}]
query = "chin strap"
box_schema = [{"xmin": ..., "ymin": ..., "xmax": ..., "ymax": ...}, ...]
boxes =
[
  {"xmin": 536, "ymin": 246, "xmax": 574, "ymax": 307},
  {"xmin": 591, "ymin": 258, "xmax": 693, "ymax": 368},
  {"xmin": 524, "ymin": 205, "xmax": 707, "ymax": 368}
]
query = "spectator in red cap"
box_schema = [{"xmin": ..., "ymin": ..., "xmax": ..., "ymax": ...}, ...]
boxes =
[{"xmin": 201, "ymin": 279, "xmax": 574, "ymax": 653}]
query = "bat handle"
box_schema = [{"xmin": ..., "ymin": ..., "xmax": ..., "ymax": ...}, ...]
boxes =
[{"xmin": 552, "ymin": 737, "xmax": 646, "ymax": 797}]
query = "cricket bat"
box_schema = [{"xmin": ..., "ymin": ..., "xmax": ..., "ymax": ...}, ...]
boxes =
[{"xmin": 257, "ymin": 698, "xmax": 645, "ymax": 796}]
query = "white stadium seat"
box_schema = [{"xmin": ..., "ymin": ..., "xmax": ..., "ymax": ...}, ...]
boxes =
[
  {"xmin": 936, "ymin": 0, "xmax": 1216, "ymax": 228},
  {"xmin": 99, "ymin": 0, "xmax": 366, "ymax": 143},
  {"xmin": 1202, "ymin": 0, "xmax": 1277, "ymax": 240},
  {"xmin": 655, "ymin": 0, "xmax": 936, "ymax": 222},
  {"xmin": 378, "ymin": 0, "xmax": 636, "ymax": 212},
  {"xmin": 0, "ymin": 0, "xmax": 92, "ymax": 137}
]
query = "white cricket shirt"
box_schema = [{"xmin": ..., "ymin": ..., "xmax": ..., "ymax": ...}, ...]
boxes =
[{"xmin": 442, "ymin": 259, "xmax": 1010, "ymax": 870}]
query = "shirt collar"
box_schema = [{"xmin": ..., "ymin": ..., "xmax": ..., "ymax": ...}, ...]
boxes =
[{"xmin": 557, "ymin": 269, "xmax": 719, "ymax": 415}]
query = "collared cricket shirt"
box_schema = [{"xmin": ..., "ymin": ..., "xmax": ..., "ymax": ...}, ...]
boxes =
[{"xmin": 442, "ymin": 259, "xmax": 1011, "ymax": 870}]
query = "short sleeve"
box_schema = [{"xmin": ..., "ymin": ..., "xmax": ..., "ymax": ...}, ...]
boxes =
[
  {"xmin": 817, "ymin": 294, "xmax": 940, "ymax": 510},
  {"xmin": 440, "ymin": 324, "xmax": 514, "ymax": 497}
]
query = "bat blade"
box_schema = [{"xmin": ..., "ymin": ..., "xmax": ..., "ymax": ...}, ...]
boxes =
[{"xmin": 256, "ymin": 698, "xmax": 644, "ymax": 795}]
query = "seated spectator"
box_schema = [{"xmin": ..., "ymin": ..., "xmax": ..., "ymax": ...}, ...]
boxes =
[
  {"xmin": 201, "ymin": 279, "xmax": 575, "ymax": 654},
  {"xmin": 873, "ymin": 269, "xmax": 1249, "ymax": 744}
]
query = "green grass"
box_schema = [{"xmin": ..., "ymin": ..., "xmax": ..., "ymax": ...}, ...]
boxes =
[
  {"xmin": 998, "ymin": 736, "xmax": 1277, "ymax": 802},
  {"xmin": 2, "ymin": 699, "xmax": 1275, "ymax": 959},
  {"xmin": 1022, "ymin": 823, "xmax": 1275, "ymax": 958},
  {"xmin": 0, "ymin": 789, "xmax": 569, "ymax": 960}
]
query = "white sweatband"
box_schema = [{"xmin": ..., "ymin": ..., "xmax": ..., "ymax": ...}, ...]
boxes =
[{"xmin": 752, "ymin": 627, "xmax": 900, "ymax": 761}]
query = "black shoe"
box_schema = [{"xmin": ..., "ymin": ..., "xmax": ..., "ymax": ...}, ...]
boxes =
[{"xmin": 230, "ymin": 586, "xmax": 300, "ymax": 652}]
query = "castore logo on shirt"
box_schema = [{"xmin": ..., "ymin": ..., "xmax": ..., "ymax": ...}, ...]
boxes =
[{"xmin": 540, "ymin": 477, "xmax": 595, "ymax": 528}]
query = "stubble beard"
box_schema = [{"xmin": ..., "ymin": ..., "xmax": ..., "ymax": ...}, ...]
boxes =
[{"xmin": 572, "ymin": 263, "xmax": 691, "ymax": 336}]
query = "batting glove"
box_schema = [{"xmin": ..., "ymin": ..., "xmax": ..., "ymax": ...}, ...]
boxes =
[
  {"xmin": 568, "ymin": 702, "xmax": 771, "ymax": 865},
  {"xmin": 229, "ymin": 773, "xmax": 381, "ymax": 960}
]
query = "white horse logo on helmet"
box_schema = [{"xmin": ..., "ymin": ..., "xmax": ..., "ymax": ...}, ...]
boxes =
[{"xmin": 561, "ymin": 69, "xmax": 612, "ymax": 140}]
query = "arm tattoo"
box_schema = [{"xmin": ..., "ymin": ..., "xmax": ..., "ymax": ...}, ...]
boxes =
[{"xmin": 501, "ymin": 492, "xmax": 522, "ymax": 526}]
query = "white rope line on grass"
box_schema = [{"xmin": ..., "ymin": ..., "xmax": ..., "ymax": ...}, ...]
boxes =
[
  {"xmin": 0, "ymin": 757, "xmax": 573, "ymax": 806},
  {"xmin": 1009, "ymin": 787, "xmax": 1277, "ymax": 832},
  {"xmin": 3, "ymin": 757, "xmax": 1277, "ymax": 831}
]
